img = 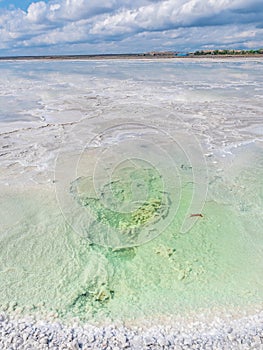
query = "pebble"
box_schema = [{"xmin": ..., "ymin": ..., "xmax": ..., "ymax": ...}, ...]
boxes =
[
  {"xmin": 227, "ymin": 327, "xmax": 233, "ymax": 334},
  {"xmin": 0, "ymin": 311, "xmax": 262, "ymax": 349},
  {"xmin": 253, "ymin": 335, "xmax": 261, "ymax": 344}
]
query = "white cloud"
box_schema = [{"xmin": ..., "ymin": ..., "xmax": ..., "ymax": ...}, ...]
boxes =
[
  {"xmin": 27, "ymin": 1, "xmax": 48, "ymax": 23},
  {"xmin": 24, "ymin": 19, "xmax": 89, "ymax": 46},
  {"xmin": 54, "ymin": 0, "xmax": 116, "ymax": 20},
  {"xmin": 0, "ymin": 0, "xmax": 263, "ymax": 55},
  {"xmin": 90, "ymin": 0, "xmax": 263, "ymax": 36}
]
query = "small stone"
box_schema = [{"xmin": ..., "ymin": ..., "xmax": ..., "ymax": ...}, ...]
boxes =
[
  {"xmin": 116, "ymin": 333, "xmax": 127, "ymax": 345},
  {"xmin": 14, "ymin": 336, "xmax": 24, "ymax": 347},
  {"xmin": 252, "ymin": 335, "xmax": 261, "ymax": 345},
  {"xmin": 183, "ymin": 337, "xmax": 193, "ymax": 346},
  {"xmin": 249, "ymin": 327, "xmax": 257, "ymax": 336},
  {"xmin": 18, "ymin": 323, "xmax": 27, "ymax": 332},
  {"xmin": 87, "ymin": 333, "xmax": 95, "ymax": 343},
  {"xmin": 131, "ymin": 335, "xmax": 143, "ymax": 348},
  {"xmin": 228, "ymin": 333, "xmax": 236, "ymax": 342},
  {"xmin": 40, "ymin": 336, "xmax": 49, "ymax": 345},
  {"xmin": 22, "ymin": 332, "xmax": 30, "ymax": 342},
  {"xmin": 144, "ymin": 335, "xmax": 154, "ymax": 345},
  {"xmin": 71, "ymin": 339, "xmax": 81, "ymax": 350}
]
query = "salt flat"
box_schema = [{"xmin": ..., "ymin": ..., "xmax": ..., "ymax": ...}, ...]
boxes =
[{"xmin": 0, "ymin": 58, "xmax": 262, "ymax": 348}]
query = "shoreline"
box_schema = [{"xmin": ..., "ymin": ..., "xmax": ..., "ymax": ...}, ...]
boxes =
[
  {"xmin": 1, "ymin": 308, "xmax": 263, "ymax": 349},
  {"xmin": 0, "ymin": 54, "xmax": 263, "ymax": 61}
]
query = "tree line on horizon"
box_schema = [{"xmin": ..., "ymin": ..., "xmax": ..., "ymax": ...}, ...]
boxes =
[{"xmin": 193, "ymin": 49, "xmax": 263, "ymax": 55}]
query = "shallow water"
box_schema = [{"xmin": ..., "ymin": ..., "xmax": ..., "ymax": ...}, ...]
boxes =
[{"xmin": 0, "ymin": 58, "xmax": 262, "ymax": 324}]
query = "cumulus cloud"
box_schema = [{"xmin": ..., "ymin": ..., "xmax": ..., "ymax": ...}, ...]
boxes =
[
  {"xmin": 0, "ymin": 0, "xmax": 263, "ymax": 55},
  {"xmin": 91, "ymin": 0, "xmax": 263, "ymax": 36},
  {"xmin": 27, "ymin": 1, "xmax": 48, "ymax": 23}
]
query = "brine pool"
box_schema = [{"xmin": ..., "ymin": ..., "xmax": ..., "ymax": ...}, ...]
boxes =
[{"xmin": 0, "ymin": 58, "xmax": 262, "ymax": 326}]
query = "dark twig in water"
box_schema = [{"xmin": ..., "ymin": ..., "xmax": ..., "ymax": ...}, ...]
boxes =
[{"xmin": 190, "ymin": 213, "xmax": 204, "ymax": 218}]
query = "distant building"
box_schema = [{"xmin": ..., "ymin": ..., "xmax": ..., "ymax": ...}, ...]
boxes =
[{"xmin": 147, "ymin": 51, "xmax": 177, "ymax": 57}]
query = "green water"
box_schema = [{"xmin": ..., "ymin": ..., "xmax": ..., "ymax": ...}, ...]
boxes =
[
  {"xmin": 70, "ymin": 165, "xmax": 170, "ymax": 248},
  {"xmin": 0, "ymin": 142, "xmax": 262, "ymax": 324}
]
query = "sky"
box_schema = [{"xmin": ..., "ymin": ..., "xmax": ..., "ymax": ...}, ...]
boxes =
[{"xmin": 0, "ymin": 0, "xmax": 263, "ymax": 56}]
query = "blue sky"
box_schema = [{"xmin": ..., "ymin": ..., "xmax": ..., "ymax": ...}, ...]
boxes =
[
  {"xmin": 0, "ymin": 0, "xmax": 263, "ymax": 56},
  {"xmin": 0, "ymin": 1, "xmax": 40, "ymax": 11}
]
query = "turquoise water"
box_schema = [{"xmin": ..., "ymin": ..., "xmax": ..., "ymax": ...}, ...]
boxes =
[{"xmin": 0, "ymin": 59, "xmax": 262, "ymax": 324}]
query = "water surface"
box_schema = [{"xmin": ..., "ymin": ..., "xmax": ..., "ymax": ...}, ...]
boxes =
[{"xmin": 0, "ymin": 58, "xmax": 262, "ymax": 324}]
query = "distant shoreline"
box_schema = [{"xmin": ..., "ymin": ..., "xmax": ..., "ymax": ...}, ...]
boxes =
[{"xmin": 0, "ymin": 53, "xmax": 263, "ymax": 61}]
